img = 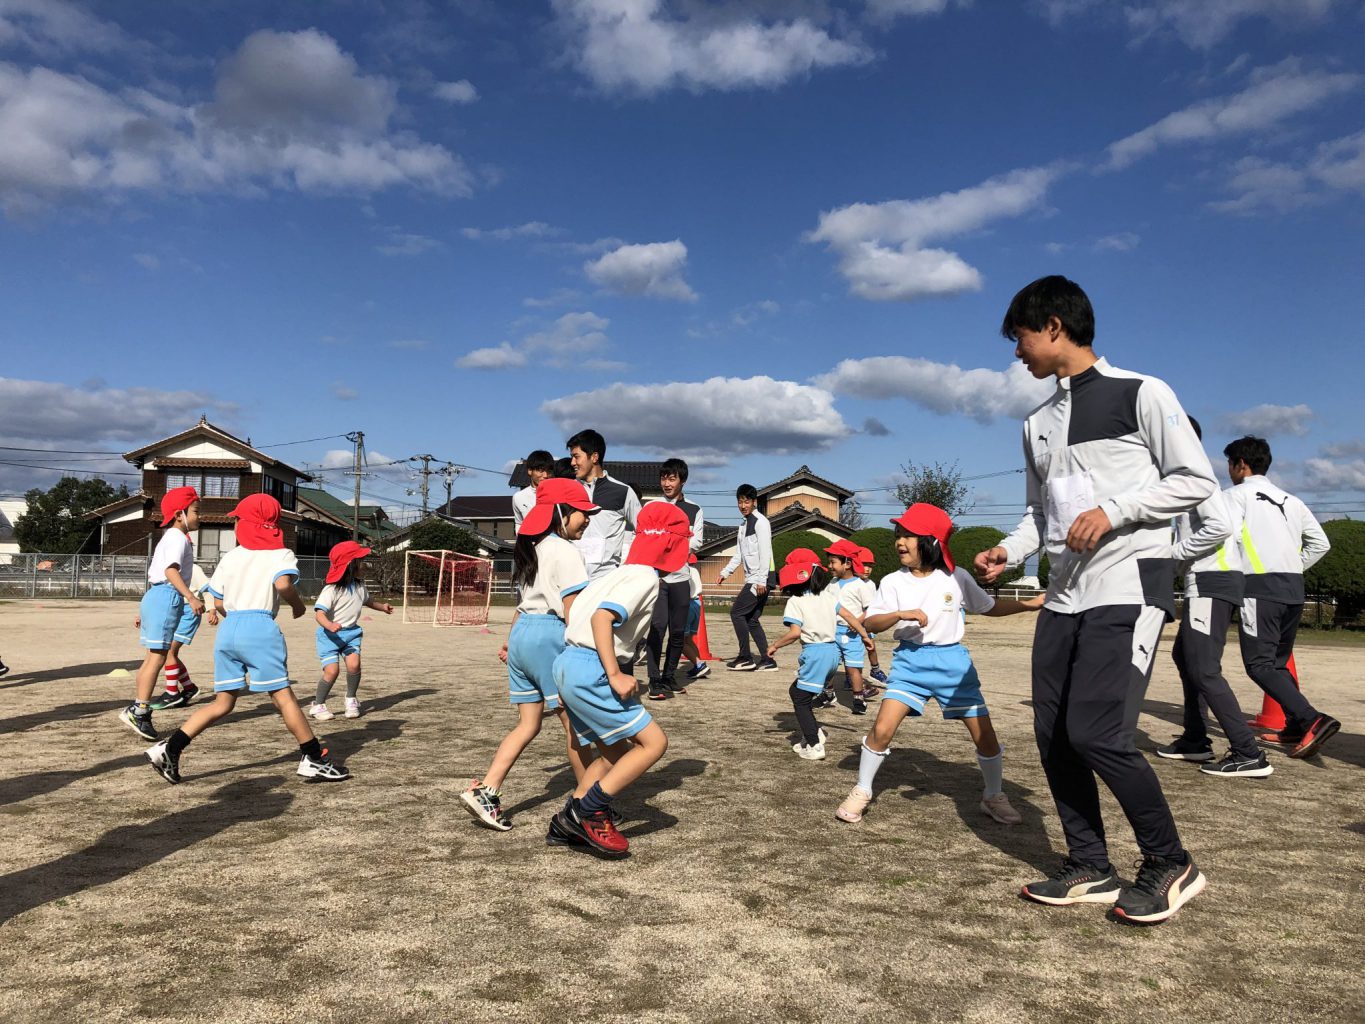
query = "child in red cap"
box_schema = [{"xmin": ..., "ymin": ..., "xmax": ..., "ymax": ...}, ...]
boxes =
[
  {"xmin": 145, "ymin": 494, "xmax": 349, "ymax": 785},
  {"xmin": 545, "ymin": 501, "xmax": 688, "ymax": 858},
  {"xmin": 822, "ymin": 540, "xmax": 878, "ymax": 714},
  {"xmin": 461, "ymin": 478, "xmax": 600, "ymax": 832},
  {"xmin": 119, "ymin": 486, "xmax": 205, "ymax": 742},
  {"xmin": 310, "ymin": 541, "xmax": 393, "ymax": 722},
  {"xmin": 834, "ymin": 504, "xmax": 1041, "ymax": 825}
]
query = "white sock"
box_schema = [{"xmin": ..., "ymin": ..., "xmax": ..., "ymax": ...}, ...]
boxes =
[
  {"xmin": 977, "ymin": 750, "xmax": 1004, "ymax": 799},
  {"xmin": 857, "ymin": 739, "xmax": 890, "ymax": 794}
]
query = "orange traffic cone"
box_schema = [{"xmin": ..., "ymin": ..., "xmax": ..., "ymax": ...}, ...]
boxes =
[
  {"xmin": 695, "ymin": 605, "xmax": 717, "ymax": 662},
  {"xmin": 1248, "ymin": 652, "xmax": 1299, "ymax": 730}
]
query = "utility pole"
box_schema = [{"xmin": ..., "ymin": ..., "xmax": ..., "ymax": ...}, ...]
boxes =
[
  {"xmin": 441, "ymin": 462, "xmax": 464, "ymax": 513},
  {"xmin": 412, "ymin": 454, "xmax": 436, "ymax": 516},
  {"xmin": 345, "ymin": 431, "xmax": 365, "ymax": 541}
]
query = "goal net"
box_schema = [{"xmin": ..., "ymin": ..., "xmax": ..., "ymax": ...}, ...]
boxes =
[{"xmin": 402, "ymin": 549, "xmax": 492, "ymax": 627}]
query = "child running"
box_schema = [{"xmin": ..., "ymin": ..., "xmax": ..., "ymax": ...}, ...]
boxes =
[
  {"xmin": 461, "ymin": 479, "xmax": 600, "ymax": 831},
  {"xmin": 310, "ymin": 541, "xmax": 393, "ymax": 722},
  {"xmin": 825, "ymin": 540, "xmax": 877, "ymax": 715},
  {"xmin": 835, "ymin": 504, "xmax": 1041, "ymax": 825},
  {"xmin": 144, "ymin": 494, "xmax": 349, "ymax": 784},
  {"xmin": 547, "ymin": 501, "xmax": 689, "ymax": 859},
  {"xmin": 149, "ymin": 563, "xmax": 216, "ymax": 711}
]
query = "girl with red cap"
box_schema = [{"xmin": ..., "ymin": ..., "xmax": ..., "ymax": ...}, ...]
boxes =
[
  {"xmin": 310, "ymin": 542, "xmax": 393, "ymax": 722},
  {"xmin": 144, "ymin": 494, "xmax": 349, "ymax": 785},
  {"xmin": 460, "ymin": 479, "xmax": 600, "ymax": 832},
  {"xmin": 822, "ymin": 540, "xmax": 878, "ymax": 715},
  {"xmin": 119, "ymin": 486, "xmax": 205, "ymax": 742},
  {"xmin": 855, "ymin": 546, "xmax": 889, "ymax": 686},
  {"xmin": 834, "ymin": 504, "xmax": 1041, "ymax": 826}
]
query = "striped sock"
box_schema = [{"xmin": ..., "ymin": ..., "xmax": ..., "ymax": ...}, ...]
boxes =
[{"xmin": 164, "ymin": 665, "xmax": 181, "ymax": 695}]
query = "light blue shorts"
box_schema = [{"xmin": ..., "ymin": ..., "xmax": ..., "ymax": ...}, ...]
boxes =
[
  {"xmin": 836, "ymin": 628, "xmax": 865, "ymax": 670},
  {"xmin": 139, "ymin": 583, "xmax": 184, "ymax": 651},
  {"xmin": 685, "ymin": 598, "xmax": 701, "ymax": 637},
  {"xmin": 174, "ymin": 601, "xmax": 204, "ymax": 645},
  {"xmin": 553, "ymin": 646, "xmax": 653, "ymax": 747},
  {"xmin": 316, "ymin": 625, "xmax": 364, "ymax": 666},
  {"xmin": 508, "ymin": 613, "xmax": 565, "ymax": 708},
  {"xmin": 794, "ymin": 641, "xmax": 842, "ymax": 694},
  {"xmin": 214, "ymin": 610, "xmax": 291, "ymax": 693},
  {"xmin": 883, "ymin": 642, "xmax": 988, "ymax": 719}
]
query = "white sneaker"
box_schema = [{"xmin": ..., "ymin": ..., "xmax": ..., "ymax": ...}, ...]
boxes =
[
  {"xmin": 792, "ymin": 741, "xmax": 827, "ymax": 760},
  {"xmin": 298, "ymin": 752, "xmax": 350, "ymax": 782},
  {"xmin": 344, "ymin": 698, "xmax": 361, "ymax": 719},
  {"xmin": 980, "ymin": 792, "xmax": 1022, "ymax": 824},
  {"xmin": 309, "ymin": 703, "xmax": 334, "ymax": 721}
]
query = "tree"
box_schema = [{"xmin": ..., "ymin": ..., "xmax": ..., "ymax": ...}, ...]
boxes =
[
  {"xmin": 407, "ymin": 517, "xmax": 480, "ymax": 556},
  {"xmin": 839, "ymin": 496, "xmax": 866, "ymax": 531},
  {"xmin": 15, "ymin": 476, "xmax": 125, "ymax": 553},
  {"xmin": 894, "ymin": 460, "xmax": 973, "ymax": 519},
  {"xmin": 1038, "ymin": 553, "xmax": 1050, "ymax": 589},
  {"xmin": 1305, "ymin": 519, "xmax": 1365, "ymax": 626},
  {"xmin": 848, "ymin": 527, "xmax": 897, "ymax": 584},
  {"xmin": 771, "ymin": 530, "xmax": 835, "ymax": 573},
  {"xmin": 948, "ymin": 526, "xmax": 1022, "ymax": 588}
]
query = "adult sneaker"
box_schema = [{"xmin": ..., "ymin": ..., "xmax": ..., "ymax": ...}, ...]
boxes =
[
  {"xmin": 1155, "ymin": 736, "xmax": 1215, "ymax": 762},
  {"xmin": 460, "ymin": 780, "xmax": 511, "ymax": 831},
  {"xmin": 344, "ymin": 697, "xmax": 361, "ymax": 719},
  {"xmin": 755, "ymin": 658, "xmax": 780, "ymax": 672},
  {"xmin": 1200, "ymin": 751, "xmax": 1274, "ymax": 778},
  {"xmin": 981, "ymin": 793, "xmax": 1022, "ymax": 824},
  {"xmin": 146, "ymin": 739, "xmax": 182, "ymax": 784},
  {"xmin": 668, "ymin": 679, "xmax": 688, "ymax": 696},
  {"xmin": 309, "ymin": 703, "xmax": 335, "ymax": 722},
  {"xmin": 1256, "ymin": 727, "xmax": 1303, "ymax": 745},
  {"xmin": 686, "ymin": 662, "xmax": 711, "ymax": 681},
  {"xmin": 557, "ymin": 804, "xmax": 629, "ymax": 859},
  {"xmin": 1021, "ymin": 858, "xmax": 1121, "ymax": 906},
  {"xmin": 298, "ymin": 750, "xmax": 350, "ymax": 782},
  {"xmin": 836, "ymin": 786, "xmax": 872, "ymax": 823},
  {"xmin": 118, "ymin": 704, "xmax": 157, "ymax": 741},
  {"xmin": 1289, "ymin": 714, "xmax": 1340, "ymax": 760},
  {"xmin": 725, "ymin": 656, "xmax": 757, "ymax": 671},
  {"xmin": 1111, "ymin": 854, "xmax": 1205, "ymax": 925},
  {"xmin": 647, "ymin": 683, "xmax": 673, "ymax": 701}
]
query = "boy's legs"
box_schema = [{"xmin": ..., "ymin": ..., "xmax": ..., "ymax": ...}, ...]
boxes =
[
  {"xmin": 744, "ymin": 589, "xmax": 770, "ymax": 656},
  {"xmin": 555, "ymin": 709, "xmax": 594, "ymax": 787},
  {"xmin": 647, "ymin": 581, "xmax": 671, "ymax": 684},
  {"xmin": 1238, "ymin": 599, "xmax": 1318, "ymax": 731},
  {"xmin": 1176, "ymin": 598, "xmax": 1259, "ymax": 758},
  {"xmin": 270, "ymin": 687, "xmax": 316, "ymax": 745},
  {"xmin": 729, "ymin": 585, "xmax": 760, "ymax": 659},
  {"xmin": 572, "ymin": 722, "xmax": 668, "ymax": 800},
  {"xmin": 789, "ymin": 682, "xmax": 822, "ymax": 747},
  {"xmin": 180, "ymin": 691, "xmax": 238, "ymax": 738},
  {"xmin": 659, "ymin": 580, "xmax": 691, "ymax": 687},
  {"xmin": 135, "ymin": 650, "xmax": 169, "ymax": 704}
]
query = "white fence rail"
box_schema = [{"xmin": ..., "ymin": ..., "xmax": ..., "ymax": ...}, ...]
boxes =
[{"xmin": 0, "ymin": 553, "xmax": 334, "ymax": 599}]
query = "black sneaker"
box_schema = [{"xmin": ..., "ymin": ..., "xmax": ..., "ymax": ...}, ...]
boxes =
[
  {"xmin": 1289, "ymin": 714, "xmax": 1341, "ymax": 760},
  {"xmin": 755, "ymin": 658, "xmax": 780, "ymax": 672},
  {"xmin": 1155, "ymin": 736, "xmax": 1215, "ymax": 762},
  {"xmin": 1112, "ymin": 854, "xmax": 1206, "ymax": 925},
  {"xmin": 812, "ymin": 688, "xmax": 836, "ymax": 710},
  {"xmin": 851, "ymin": 697, "xmax": 868, "ymax": 716},
  {"xmin": 150, "ymin": 682, "xmax": 199, "ymax": 711},
  {"xmin": 557, "ymin": 793, "xmax": 624, "ymax": 828},
  {"xmin": 725, "ymin": 656, "xmax": 757, "ymax": 671},
  {"xmin": 869, "ymin": 668, "xmax": 888, "ymax": 684},
  {"xmin": 546, "ymin": 811, "xmax": 588, "ymax": 848},
  {"xmin": 146, "ymin": 739, "xmax": 182, "ymax": 784},
  {"xmin": 1257, "ymin": 727, "xmax": 1304, "ymax": 745},
  {"xmin": 647, "ymin": 683, "xmax": 673, "ymax": 701},
  {"xmin": 1021, "ymin": 858, "xmax": 1121, "ymax": 906},
  {"xmin": 118, "ymin": 703, "xmax": 157, "ymax": 741},
  {"xmin": 686, "ymin": 662, "xmax": 711, "ymax": 681},
  {"xmin": 668, "ymin": 679, "xmax": 688, "ymax": 695},
  {"xmin": 297, "ymin": 751, "xmax": 351, "ymax": 782},
  {"xmin": 1200, "ymin": 750, "xmax": 1274, "ymax": 778}
]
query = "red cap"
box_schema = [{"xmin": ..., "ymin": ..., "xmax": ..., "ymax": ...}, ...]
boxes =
[
  {"xmin": 326, "ymin": 540, "xmax": 372, "ymax": 584},
  {"xmin": 778, "ymin": 547, "xmax": 823, "ymax": 589},
  {"xmin": 519, "ymin": 478, "xmax": 599, "ymax": 536},
  {"xmin": 159, "ymin": 486, "xmax": 199, "ymax": 528},
  {"xmin": 688, "ymin": 552, "xmax": 698, "ymax": 565},
  {"xmin": 823, "ymin": 539, "xmax": 865, "ymax": 575},
  {"xmin": 228, "ymin": 493, "xmax": 285, "ymax": 551},
  {"xmin": 858, "ymin": 546, "xmax": 875, "ymax": 564},
  {"xmin": 890, "ymin": 503, "xmax": 955, "ymax": 572},
  {"xmin": 626, "ymin": 501, "xmax": 692, "ymax": 574}
]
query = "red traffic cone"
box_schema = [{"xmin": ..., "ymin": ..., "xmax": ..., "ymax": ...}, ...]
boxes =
[
  {"xmin": 695, "ymin": 605, "xmax": 717, "ymax": 662},
  {"xmin": 1248, "ymin": 652, "xmax": 1299, "ymax": 730}
]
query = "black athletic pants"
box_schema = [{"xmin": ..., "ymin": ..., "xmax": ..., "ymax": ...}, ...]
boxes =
[
  {"xmin": 1032, "ymin": 605, "xmax": 1185, "ymax": 868},
  {"xmin": 647, "ymin": 579, "xmax": 692, "ymax": 686},
  {"xmin": 1237, "ymin": 598, "xmax": 1317, "ymax": 731},
  {"xmin": 789, "ymin": 682, "xmax": 821, "ymax": 746},
  {"xmin": 730, "ymin": 584, "xmax": 769, "ymax": 660},
  {"xmin": 1172, "ymin": 597, "xmax": 1259, "ymax": 758}
]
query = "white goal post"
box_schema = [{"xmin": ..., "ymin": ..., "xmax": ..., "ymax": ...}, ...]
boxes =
[{"xmin": 402, "ymin": 549, "xmax": 493, "ymax": 627}]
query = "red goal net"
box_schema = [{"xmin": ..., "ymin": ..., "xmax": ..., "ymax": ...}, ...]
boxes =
[{"xmin": 402, "ymin": 549, "xmax": 492, "ymax": 627}]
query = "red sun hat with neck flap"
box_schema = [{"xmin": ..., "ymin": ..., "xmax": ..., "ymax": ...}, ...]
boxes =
[
  {"xmin": 823, "ymin": 539, "xmax": 865, "ymax": 575},
  {"xmin": 519, "ymin": 478, "xmax": 599, "ymax": 536},
  {"xmin": 778, "ymin": 547, "xmax": 823, "ymax": 588},
  {"xmin": 160, "ymin": 486, "xmax": 199, "ymax": 528},
  {"xmin": 228, "ymin": 494, "xmax": 285, "ymax": 551},
  {"xmin": 890, "ymin": 503, "xmax": 956, "ymax": 572},
  {"xmin": 326, "ymin": 540, "xmax": 372, "ymax": 584},
  {"xmin": 626, "ymin": 501, "xmax": 692, "ymax": 575}
]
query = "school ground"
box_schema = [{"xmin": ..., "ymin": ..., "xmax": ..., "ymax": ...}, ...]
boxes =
[{"xmin": 1, "ymin": 601, "xmax": 1361, "ymax": 1024}]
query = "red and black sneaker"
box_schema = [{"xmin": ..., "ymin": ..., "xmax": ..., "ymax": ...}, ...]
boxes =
[
  {"xmin": 1289, "ymin": 714, "xmax": 1340, "ymax": 760},
  {"xmin": 560, "ymin": 803, "xmax": 629, "ymax": 859},
  {"xmin": 1256, "ymin": 727, "xmax": 1303, "ymax": 745}
]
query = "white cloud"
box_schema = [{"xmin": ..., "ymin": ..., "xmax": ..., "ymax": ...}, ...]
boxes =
[
  {"xmin": 1094, "ymin": 231, "xmax": 1140, "ymax": 252},
  {"xmin": 688, "ymin": 298, "xmax": 779, "ymax": 337},
  {"xmin": 1210, "ymin": 130, "xmax": 1365, "ymax": 214},
  {"xmin": 457, "ymin": 342, "xmax": 528, "ymax": 370},
  {"xmin": 865, "ymin": 0, "xmax": 960, "ymax": 21},
  {"xmin": 584, "ymin": 239, "xmax": 697, "ymax": 301},
  {"xmin": 375, "ymin": 227, "xmax": 442, "ymax": 256},
  {"xmin": 522, "ymin": 287, "xmax": 584, "ymax": 308},
  {"xmin": 814, "ymin": 356, "xmax": 1052, "ymax": 424},
  {"xmin": 0, "ymin": 0, "xmax": 133, "ymax": 58},
  {"xmin": 1124, "ymin": 0, "xmax": 1338, "ymax": 48},
  {"xmin": 462, "ymin": 221, "xmax": 560, "ymax": 241},
  {"xmin": 1321, "ymin": 440, "xmax": 1365, "ymax": 459},
  {"xmin": 1104, "ymin": 62, "xmax": 1360, "ymax": 171},
  {"xmin": 1299, "ymin": 457, "xmax": 1365, "ymax": 494},
  {"xmin": 541, "ymin": 375, "xmax": 853, "ymax": 458},
  {"xmin": 862, "ymin": 416, "xmax": 891, "ymax": 436},
  {"xmin": 551, "ymin": 0, "xmax": 872, "ymax": 95},
  {"xmin": 1221, "ymin": 402, "xmax": 1314, "ymax": 438},
  {"xmin": 0, "ymin": 375, "xmax": 237, "ymax": 444},
  {"xmin": 386, "ymin": 338, "xmax": 431, "ymax": 350},
  {"xmin": 131, "ymin": 252, "xmax": 159, "ymax": 270},
  {"xmin": 331, "ymin": 382, "xmax": 359, "ymax": 401},
  {"xmin": 807, "ymin": 166, "xmax": 1057, "ymax": 301},
  {"xmin": 433, "ymin": 79, "xmax": 478, "ymax": 104},
  {"xmin": 457, "ymin": 311, "xmax": 613, "ymax": 370}
]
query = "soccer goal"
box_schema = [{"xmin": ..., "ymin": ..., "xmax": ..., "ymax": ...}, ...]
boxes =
[{"xmin": 402, "ymin": 549, "xmax": 493, "ymax": 627}]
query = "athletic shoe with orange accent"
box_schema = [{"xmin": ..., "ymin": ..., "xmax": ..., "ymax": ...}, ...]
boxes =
[
  {"xmin": 1111, "ymin": 854, "xmax": 1205, "ymax": 925},
  {"xmin": 559, "ymin": 803, "xmax": 629, "ymax": 859},
  {"xmin": 1289, "ymin": 714, "xmax": 1340, "ymax": 760}
]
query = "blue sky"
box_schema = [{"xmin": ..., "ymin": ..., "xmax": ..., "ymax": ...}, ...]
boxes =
[{"xmin": 1, "ymin": 0, "xmax": 1363, "ymax": 532}]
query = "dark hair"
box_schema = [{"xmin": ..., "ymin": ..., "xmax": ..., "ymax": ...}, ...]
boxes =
[
  {"xmin": 566, "ymin": 429, "xmax": 605, "ymax": 463},
  {"xmin": 525, "ymin": 449, "xmax": 555, "ymax": 474},
  {"xmin": 1000, "ymin": 275, "xmax": 1095, "ymax": 347},
  {"xmin": 660, "ymin": 457, "xmax": 689, "ymax": 485},
  {"xmin": 781, "ymin": 564, "xmax": 831, "ymax": 598},
  {"xmin": 736, "ymin": 483, "xmax": 758, "ymax": 502},
  {"xmin": 916, "ymin": 535, "xmax": 950, "ymax": 574},
  {"xmin": 827, "ymin": 552, "xmax": 854, "ymax": 574},
  {"xmin": 1224, "ymin": 435, "xmax": 1271, "ymax": 475},
  {"xmin": 339, "ymin": 563, "xmax": 357, "ymax": 588},
  {"xmin": 1188, "ymin": 415, "xmax": 1202, "ymax": 441},
  {"xmin": 512, "ymin": 505, "xmax": 568, "ymax": 588},
  {"xmin": 551, "ymin": 457, "xmax": 576, "ymax": 479}
]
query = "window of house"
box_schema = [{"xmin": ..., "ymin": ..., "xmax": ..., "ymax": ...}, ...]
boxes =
[
  {"xmin": 166, "ymin": 472, "xmax": 187, "ymax": 489},
  {"xmin": 262, "ymin": 476, "xmax": 296, "ymax": 511},
  {"xmin": 201, "ymin": 474, "xmax": 240, "ymax": 498}
]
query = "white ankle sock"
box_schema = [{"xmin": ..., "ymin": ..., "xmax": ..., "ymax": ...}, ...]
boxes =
[
  {"xmin": 858, "ymin": 739, "xmax": 890, "ymax": 794},
  {"xmin": 977, "ymin": 750, "xmax": 1004, "ymax": 799}
]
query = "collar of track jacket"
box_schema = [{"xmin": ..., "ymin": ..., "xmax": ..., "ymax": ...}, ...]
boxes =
[
  {"xmin": 824, "ymin": 539, "xmax": 865, "ymax": 576},
  {"xmin": 778, "ymin": 547, "xmax": 823, "ymax": 589},
  {"xmin": 228, "ymin": 494, "xmax": 285, "ymax": 550},
  {"xmin": 626, "ymin": 501, "xmax": 692, "ymax": 575},
  {"xmin": 519, "ymin": 477, "xmax": 599, "ymax": 536},
  {"xmin": 160, "ymin": 485, "xmax": 199, "ymax": 528},
  {"xmin": 326, "ymin": 540, "xmax": 372, "ymax": 584},
  {"xmin": 891, "ymin": 503, "xmax": 956, "ymax": 572}
]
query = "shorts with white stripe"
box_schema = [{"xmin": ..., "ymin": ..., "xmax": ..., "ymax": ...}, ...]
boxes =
[
  {"xmin": 507, "ymin": 613, "xmax": 565, "ymax": 708},
  {"xmin": 552, "ymin": 646, "xmax": 653, "ymax": 747},
  {"xmin": 139, "ymin": 583, "xmax": 183, "ymax": 651},
  {"xmin": 883, "ymin": 642, "xmax": 988, "ymax": 719},
  {"xmin": 214, "ymin": 610, "xmax": 291, "ymax": 693}
]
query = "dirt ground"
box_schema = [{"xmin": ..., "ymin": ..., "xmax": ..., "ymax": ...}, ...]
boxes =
[{"xmin": 0, "ymin": 600, "xmax": 1361, "ymax": 1024}]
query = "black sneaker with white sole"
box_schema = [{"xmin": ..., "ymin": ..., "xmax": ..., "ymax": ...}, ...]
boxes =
[
  {"xmin": 1021, "ymin": 858, "xmax": 1121, "ymax": 906},
  {"xmin": 755, "ymin": 658, "xmax": 780, "ymax": 672},
  {"xmin": 647, "ymin": 683, "xmax": 673, "ymax": 701},
  {"xmin": 851, "ymin": 697, "xmax": 868, "ymax": 716},
  {"xmin": 686, "ymin": 662, "xmax": 711, "ymax": 681},
  {"xmin": 725, "ymin": 656, "xmax": 757, "ymax": 671},
  {"xmin": 1155, "ymin": 736, "xmax": 1215, "ymax": 762},
  {"xmin": 297, "ymin": 751, "xmax": 350, "ymax": 782},
  {"xmin": 146, "ymin": 739, "xmax": 182, "ymax": 784},
  {"xmin": 150, "ymin": 682, "xmax": 200, "ymax": 711},
  {"xmin": 118, "ymin": 704, "xmax": 157, "ymax": 741},
  {"xmin": 812, "ymin": 689, "xmax": 836, "ymax": 710},
  {"xmin": 1111, "ymin": 854, "xmax": 1206, "ymax": 925},
  {"xmin": 1199, "ymin": 750, "xmax": 1274, "ymax": 778}
]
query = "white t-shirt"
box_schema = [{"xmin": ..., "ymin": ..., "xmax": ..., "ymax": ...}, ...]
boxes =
[
  {"xmin": 688, "ymin": 565, "xmax": 702, "ymax": 601},
  {"xmin": 866, "ymin": 567, "xmax": 995, "ymax": 646},
  {"xmin": 316, "ymin": 582, "xmax": 370, "ymax": 629},
  {"xmin": 782, "ymin": 586, "xmax": 842, "ymax": 645},
  {"xmin": 512, "ymin": 486, "xmax": 536, "ymax": 531},
  {"xmin": 518, "ymin": 534, "xmax": 589, "ymax": 618},
  {"xmin": 149, "ymin": 529, "xmax": 194, "ymax": 585},
  {"xmin": 206, "ymin": 547, "xmax": 300, "ymax": 616},
  {"xmin": 834, "ymin": 576, "xmax": 874, "ymax": 623},
  {"xmin": 563, "ymin": 564, "xmax": 660, "ymax": 663},
  {"xmin": 187, "ymin": 563, "xmax": 211, "ymax": 596}
]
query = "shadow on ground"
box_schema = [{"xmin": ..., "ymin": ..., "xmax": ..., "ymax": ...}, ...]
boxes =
[
  {"xmin": 0, "ymin": 662, "xmax": 136, "ymax": 691},
  {"xmin": 0, "ymin": 753, "xmax": 145, "ymax": 807}
]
